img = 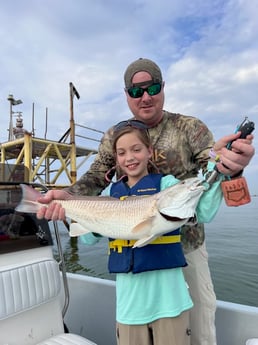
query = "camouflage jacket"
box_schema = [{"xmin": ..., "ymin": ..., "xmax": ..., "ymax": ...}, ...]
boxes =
[{"xmin": 68, "ymin": 111, "xmax": 215, "ymax": 253}]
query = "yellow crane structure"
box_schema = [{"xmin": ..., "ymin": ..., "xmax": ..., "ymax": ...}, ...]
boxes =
[{"xmin": 0, "ymin": 83, "xmax": 101, "ymax": 189}]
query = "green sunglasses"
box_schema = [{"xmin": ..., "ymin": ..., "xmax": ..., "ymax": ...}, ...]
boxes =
[{"xmin": 127, "ymin": 83, "xmax": 162, "ymax": 98}]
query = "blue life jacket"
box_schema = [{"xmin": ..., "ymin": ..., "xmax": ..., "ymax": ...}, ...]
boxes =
[{"xmin": 108, "ymin": 174, "xmax": 187, "ymax": 274}]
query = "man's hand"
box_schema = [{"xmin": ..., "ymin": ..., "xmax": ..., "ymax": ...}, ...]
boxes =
[{"xmin": 213, "ymin": 132, "xmax": 254, "ymax": 176}]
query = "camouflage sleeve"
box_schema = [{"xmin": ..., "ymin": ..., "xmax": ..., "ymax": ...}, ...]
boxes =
[
  {"xmin": 172, "ymin": 114, "xmax": 215, "ymax": 253},
  {"xmin": 155, "ymin": 112, "xmax": 215, "ymax": 179},
  {"xmin": 67, "ymin": 127, "xmax": 115, "ymax": 196},
  {"xmin": 185, "ymin": 116, "xmax": 215, "ymax": 175}
]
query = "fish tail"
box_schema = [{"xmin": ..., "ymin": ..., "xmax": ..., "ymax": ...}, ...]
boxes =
[{"xmin": 15, "ymin": 184, "xmax": 42, "ymax": 213}]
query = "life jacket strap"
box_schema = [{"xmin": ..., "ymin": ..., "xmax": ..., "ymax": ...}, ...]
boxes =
[{"xmin": 109, "ymin": 235, "xmax": 181, "ymax": 253}]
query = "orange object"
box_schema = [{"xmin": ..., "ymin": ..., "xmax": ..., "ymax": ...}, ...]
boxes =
[{"xmin": 221, "ymin": 176, "xmax": 251, "ymax": 206}]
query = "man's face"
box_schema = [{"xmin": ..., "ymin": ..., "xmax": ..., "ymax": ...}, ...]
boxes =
[{"xmin": 125, "ymin": 71, "xmax": 165, "ymax": 127}]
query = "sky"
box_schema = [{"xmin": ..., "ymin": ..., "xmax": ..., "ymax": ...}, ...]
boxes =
[{"xmin": 0, "ymin": 0, "xmax": 257, "ymax": 193}]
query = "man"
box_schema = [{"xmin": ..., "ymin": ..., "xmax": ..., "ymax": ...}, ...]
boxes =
[{"xmin": 38, "ymin": 58, "xmax": 254, "ymax": 345}]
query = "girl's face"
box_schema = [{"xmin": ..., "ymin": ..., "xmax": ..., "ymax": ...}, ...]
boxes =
[{"xmin": 115, "ymin": 131, "xmax": 152, "ymax": 186}]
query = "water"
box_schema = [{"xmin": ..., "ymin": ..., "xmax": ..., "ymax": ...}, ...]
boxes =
[
  {"xmin": 205, "ymin": 197, "xmax": 258, "ymax": 307},
  {"xmin": 52, "ymin": 197, "xmax": 258, "ymax": 308}
]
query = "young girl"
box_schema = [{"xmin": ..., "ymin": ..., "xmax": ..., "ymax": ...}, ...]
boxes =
[{"xmin": 82, "ymin": 120, "xmax": 224, "ymax": 345}]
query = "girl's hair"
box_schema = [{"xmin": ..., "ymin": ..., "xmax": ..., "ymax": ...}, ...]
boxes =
[{"xmin": 112, "ymin": 126, "xmax": 151, "ymax": 153}]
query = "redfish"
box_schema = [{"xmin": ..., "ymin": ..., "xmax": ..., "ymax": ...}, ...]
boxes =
[{"xmin": 15, "ymin": 178, "xmax": 205, "ymax": 247}]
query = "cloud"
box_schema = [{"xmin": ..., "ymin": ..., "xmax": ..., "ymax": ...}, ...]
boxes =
[{"xmin": 0, "ymin": 0, "xmax": 257, "ymax": 192}]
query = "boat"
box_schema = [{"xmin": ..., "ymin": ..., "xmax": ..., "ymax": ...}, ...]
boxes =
[{"xmin": 0, "ymin": 86, "xmax": 258, "ymax": 345}]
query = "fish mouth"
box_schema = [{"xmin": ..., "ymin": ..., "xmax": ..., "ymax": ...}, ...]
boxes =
[{"xmin": 159, "ymin": 212, "xmax": 185, "ymax": 222}]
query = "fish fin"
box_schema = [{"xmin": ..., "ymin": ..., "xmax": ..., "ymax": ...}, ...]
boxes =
[
  {"xmin": 69, "ymin": 222, "xmax": 91, "ymax": 237},
  {"xmin": 133, "ymin": 235, "xmax": 157, "ymax": 248},
  {"xmin": 131, "ymin": 217, "xmax": 155, "ymax": 233},
  {"xmin": 15, "ymin": 184, "xmax": 42, "ymax": 213}
]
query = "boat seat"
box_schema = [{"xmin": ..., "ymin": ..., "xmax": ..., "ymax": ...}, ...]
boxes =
[
  {"xmin": 37, "ymin": 333, "xmax": 96, "ymax": 345},
  {"xmin": 0, "ymin": 247, "xmax": 97, "ymax": 345}
]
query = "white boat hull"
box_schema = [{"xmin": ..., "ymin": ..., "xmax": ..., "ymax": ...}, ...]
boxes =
[{"xmin": 64, "ymin": 272, "xmax": 258, "ymax": 345}]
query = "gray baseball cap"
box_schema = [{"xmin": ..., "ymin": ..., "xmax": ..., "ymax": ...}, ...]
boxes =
[{"xmin": 124, "ymin": 58, "xmax": 163, "ymax": 88}]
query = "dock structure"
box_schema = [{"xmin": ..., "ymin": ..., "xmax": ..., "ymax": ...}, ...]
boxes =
[
  {"xmin": 0, "ymin": 134, "xmax": 98, "ymax": 188},
  {"xmin": 0, "ymin": 83, "xmax": 101, "ymax": 189}
]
